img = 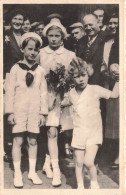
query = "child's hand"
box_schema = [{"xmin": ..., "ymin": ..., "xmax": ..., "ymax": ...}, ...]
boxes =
[
  {"xmin": 39, "ymin": 115, "xmax": 47, "ymax": 126},
  {"xmin": 110, "ymin": 71, "xmax": 119, "ymax": 81},
  {"xmin": 110, "ymin": 63, "xmax": 119, "ymax": 81},
  {"xmin": 7, "ymin": 114, "xmax": 15, "ymax": 125}
]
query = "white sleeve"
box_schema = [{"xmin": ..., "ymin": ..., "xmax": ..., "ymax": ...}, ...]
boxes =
[
  {"xmin": 95, "ymin": 85, "xmax": 111, "ymax": 99},
  {"xmin": 40, "ymin": 71, "xmax": 48, "ymax": 115},
  {"xmin": 4, "ymin": 66, "xmax": 17, "ymax": 114}
]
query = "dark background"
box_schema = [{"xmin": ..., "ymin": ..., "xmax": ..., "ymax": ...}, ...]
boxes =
[{"xmin": 3, "ymin": 4, "xmax": 119, "ymax": 27}]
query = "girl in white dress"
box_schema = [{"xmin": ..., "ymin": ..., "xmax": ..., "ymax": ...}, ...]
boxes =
[
  {"xmin": 61, "ymin": 57, "xmax": 119, "ymax": 189},
  {"xmin": 5, "ymin": 32, "xmax": 48, "ymax": 188},
  {"xmin": 39, "ymin": 18, "xmax": 76, "ymax": 186}
]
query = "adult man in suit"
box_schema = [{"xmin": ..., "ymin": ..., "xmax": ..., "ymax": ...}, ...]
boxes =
[{"xmin": 77, "ymin": 13, "xmax": 107, "ymax": 86}]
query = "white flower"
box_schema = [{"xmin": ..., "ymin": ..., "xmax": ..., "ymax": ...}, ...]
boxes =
[{"xmin": 5, "ymin": 35, "xmax": 10, "ymax": 44}]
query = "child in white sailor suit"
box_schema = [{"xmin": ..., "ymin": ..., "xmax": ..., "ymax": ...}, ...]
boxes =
[
  {"xmin": 5, "ymin": 32, "xmax": 48, "ymax": 188},
  {"xmin": 61, "ymin": 57, "xmax": 119, "ymax": 189}
]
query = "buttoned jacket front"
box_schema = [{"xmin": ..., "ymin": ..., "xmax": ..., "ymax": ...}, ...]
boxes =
[{"xmin": 39, "ymin": 46, "xmax": 76, "ymax": 127}]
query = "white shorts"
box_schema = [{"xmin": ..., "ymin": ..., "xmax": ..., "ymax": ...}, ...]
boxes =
[
  {"xmin": 13, "ymin": 111, "xmax": 40, "ymax": 133},
  {"xmin": 71, "ymin": 130, "xmax": 103, "ymax": 150}
]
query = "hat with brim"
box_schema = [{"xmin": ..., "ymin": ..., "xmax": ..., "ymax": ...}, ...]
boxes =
[
  {"xmin": 69, "ymin": 22, "xmax": 84, "ymax": 29},
  {"xmin": 21, "ymin": 32, "xmax": 42, "ymax": 47},
  {"xmin": 43, "ymin": 18, "xmax": 67, "ymax": 38},
  {"xmin": 31, "ymin": 21, "xmax": 45, "ymax": 31},
  {"xmin": 46, "ymin": 13, "xmax": 63, "ymax": 23}
]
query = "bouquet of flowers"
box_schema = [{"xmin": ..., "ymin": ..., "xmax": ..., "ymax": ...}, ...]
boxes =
[{"xmin": 45, "ymin": 63, "xmax": 74, "ymax": 99}]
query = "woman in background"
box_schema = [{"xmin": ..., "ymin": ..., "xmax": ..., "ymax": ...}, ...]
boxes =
[{"xmin": 4, "ymin": 9, "xmax": 26, "ymax": 78}]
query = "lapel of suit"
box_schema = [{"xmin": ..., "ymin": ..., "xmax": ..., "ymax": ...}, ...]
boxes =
[
  {"xmin": 86, "ymin": 30, "xmax": 107, "ymax": 59},
  {"xmin": 88, "ymin": 35, "xmax": 102, "ymax": 58},
  {"xmin": 9, "ymin": 31, "xmax": 22, "ymax": 57}
]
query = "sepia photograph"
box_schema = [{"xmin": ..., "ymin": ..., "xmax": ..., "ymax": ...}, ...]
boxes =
[{"xmin": 1, "ymin": 0, "xmax": 125, "ymax": 194}]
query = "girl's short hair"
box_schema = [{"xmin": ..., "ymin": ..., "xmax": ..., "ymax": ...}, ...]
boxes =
[
  {"xmin": 68, "ymin": 57, "xmax": 94, "ymax": 77},
  {"xmin": 68, "ymin": 57, "xmax": 88, "ymax": 75},
  {"xmin": 46, "ymin": 25, "xmax": 64, "ymax": 39},
  {"xmin": 22, "ymin": 37, "xmax": 41, "ymax": 49}
]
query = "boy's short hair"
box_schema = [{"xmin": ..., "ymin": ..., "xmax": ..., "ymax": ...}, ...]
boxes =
[
  {"xmin": 68, "ymin": 57, "xmax": 88, "ymax": 75},
  {"xmin": 22, "ymin": 37, "xmax": 41, "ymax": 50},
  {"xmin": 24, "ymin": 17, "xmax": 31, "ymax": 23}
]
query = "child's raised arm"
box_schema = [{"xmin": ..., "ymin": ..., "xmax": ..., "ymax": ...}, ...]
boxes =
[{"xmin": 110, "ymin": 82, "xmax": 119, "ymax": 98}]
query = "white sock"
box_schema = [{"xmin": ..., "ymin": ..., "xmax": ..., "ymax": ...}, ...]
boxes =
[
  {"xmin": 91, "ymin": 180, "xmax": 98, "ymax": 184},
  {"xmin": 78, "ymin": 181, "xmax": 84, "ymax": 188},
  {"xmin": 29, "ymin": 158, "xmax": 36, "ymax": 175},
  {"xmin": 90, "ymin": 180, "xmax": 99, "ymax": 188},
  {"xmin": 51, "ymin": 159, "xmax": 60, "ymax": 171},
  {"xmin": 13, "ymin": 161, "xmax": 21, "ymax": 174},
  {"xmin": 44, "ymin": 154, "xmax": 51, "ymax": 167}
]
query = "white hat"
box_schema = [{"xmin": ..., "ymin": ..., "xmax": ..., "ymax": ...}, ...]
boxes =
[
  {"xmin": 21, "ymin": 32, "xmax": 42, "ymax": 47},
  {"xmin": 43, "ymin": 18, "xmax": 67, "ymax": 38}
]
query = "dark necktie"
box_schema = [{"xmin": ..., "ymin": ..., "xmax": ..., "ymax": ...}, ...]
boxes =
[{"xmin": 87, "ymin": 37, "xmax": 94, "ymax": 47}]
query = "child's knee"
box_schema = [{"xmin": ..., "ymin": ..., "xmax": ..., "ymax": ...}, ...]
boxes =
[
  {"xmin": 47, "ymin": 127, "xmax": 57, "ymax": 139},
  {"xmin": 28, "ymin": 138, "xmax": 37, "ymax": 146},
  {"xmin": 75, "ymin": 156, "xmax": 84, "ymax": 168},
  {"xmin": 76, "ymin": 161, "xmax": 83, "ymax": 168},
  {"xmin": 13, "ymin": 137, "xmax": 23, "ymax": 147},
  {"xmin": 84, "ymin": 158, "xmax": 94, "ymax": 168}
]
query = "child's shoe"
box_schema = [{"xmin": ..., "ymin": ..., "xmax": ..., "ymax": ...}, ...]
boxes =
[
  {"xmin": 43, "ymin": 165, "xmax": 53, "ymax": 179},
  {"xmin": 28, "ymin": 172, "xmax": 43, "ymax": 185},
  {"xmin": 51, "ymin": 159, "xmax": 61, "ymax": 187},
  {"xmin": 14, "ymin": 172, "xmax": 23, "ymax": 188},
  {"xmin": 52, "ymin": 168, "xmax": 61, "ymax": 187},
  {"xmin": 43, "ymin": 154, "xmax": 53, "ymax": 179},
  {"xmin": 90, "ymin": 180, "xmax": 100, "ymax": 189}
]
